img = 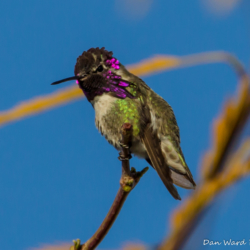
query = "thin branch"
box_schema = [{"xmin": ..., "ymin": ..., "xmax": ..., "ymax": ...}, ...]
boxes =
[
  {"xmin": 126, "ymin": 51, "xmax": 246, "ymax": 78},
  {"xmin": 70, "ymin": 123, "xmax": 148, "ymax": 250},
  {"xmin": 0, "ymin": 85, "xmax": 83, "ymax": 127}
]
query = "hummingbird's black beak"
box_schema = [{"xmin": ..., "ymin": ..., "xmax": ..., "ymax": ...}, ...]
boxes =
[{"xmin": 51, "ymin": 76, "xmax": 80, "ymax": 85}]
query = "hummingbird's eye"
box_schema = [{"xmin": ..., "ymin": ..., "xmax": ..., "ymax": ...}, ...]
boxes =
[{"xmin": 96, "ymin": 65, "xmax": 103, "ymax": 72}]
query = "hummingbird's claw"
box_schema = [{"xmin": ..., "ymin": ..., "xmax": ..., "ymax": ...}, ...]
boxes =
[
  {"xmin": 118, "ymin": 152, "xmax": 132, "ymax": 161},
  {"xmin": 119, "ymin": 142, "xmax": 129, "ymax": 149},
  {"xmin": 118, "ymin": 155, "xmax": 131, "ymax": 161}
]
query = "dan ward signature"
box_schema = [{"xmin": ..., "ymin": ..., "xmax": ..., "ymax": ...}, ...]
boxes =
[{"xmin": 203, "ymin": 239, "xmax": 248, "ymax": 246}]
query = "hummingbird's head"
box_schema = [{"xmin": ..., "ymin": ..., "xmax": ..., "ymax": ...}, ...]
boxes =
[{"xmin": 52, "ymin": 47, "xmax": 136, "ymax": 101}]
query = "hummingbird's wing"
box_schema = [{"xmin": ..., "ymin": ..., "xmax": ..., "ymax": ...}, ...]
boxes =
[
  {"xmin": 145, "ymin": 90, "xmax": 196, "ymax": 190},
  {"xmin": 142, "ymin": 123, "xmax": 181, "ymax": 200},
  {"xmin": 133, "ymin": 79, "xmax": 196, "ymax": 194},
  {"xmin": 123, "ymin": 71, "xmax": 196, "ymax": 193}
]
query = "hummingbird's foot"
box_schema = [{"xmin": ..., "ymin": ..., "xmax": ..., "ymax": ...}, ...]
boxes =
[
  {"xmin": 119, "ymin": 141, "xmax": 129, "ymax": 149},
  {"xmin": 118, "ymin": 151, "xmax": 132, "ymax": 161}
]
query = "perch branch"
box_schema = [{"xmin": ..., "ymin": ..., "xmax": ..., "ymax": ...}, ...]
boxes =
[{"xmin": 70, "ymin": 123, "xmax": 148, "ymax": 250}]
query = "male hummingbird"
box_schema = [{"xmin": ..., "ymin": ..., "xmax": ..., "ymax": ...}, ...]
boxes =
[{"xmin": 52, "ymin": 47, "xmax": 196, "ymax": 200}]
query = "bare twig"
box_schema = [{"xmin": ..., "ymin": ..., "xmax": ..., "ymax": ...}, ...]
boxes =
[{"xmin": 70, "ymin": 123, "xmax": 148, "ymax": 250}]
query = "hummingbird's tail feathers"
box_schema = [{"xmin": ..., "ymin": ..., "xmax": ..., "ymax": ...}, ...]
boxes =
[
  {"xmin": 170, "ymin": 169, "xmax": 196, "ymax": 189},
  {"xmin": 160, "ymin": 137, "xmax": 196, "ymax": 189},
  {"xmin": 142, "ymin": 124, "xmax": 181, "ymax": 200},
  {"xmin": 146, "ymin": 157, "xmax": 196, "ymax": 189}
]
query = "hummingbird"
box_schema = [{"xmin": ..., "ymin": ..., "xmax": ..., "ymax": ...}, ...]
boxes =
[{"xmin": 52, "ymin": 47, "xmax": 196, "ymax": 200}]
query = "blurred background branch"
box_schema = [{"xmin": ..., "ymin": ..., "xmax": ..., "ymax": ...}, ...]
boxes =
[{"xmin": 0, "ymin": 51, "xmax": 245, "ymax": 128}]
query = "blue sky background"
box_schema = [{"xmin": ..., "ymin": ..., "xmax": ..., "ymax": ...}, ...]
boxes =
[{"xmin": 0, "ymin": 1, "xmax": 250, "ymax": 249}]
